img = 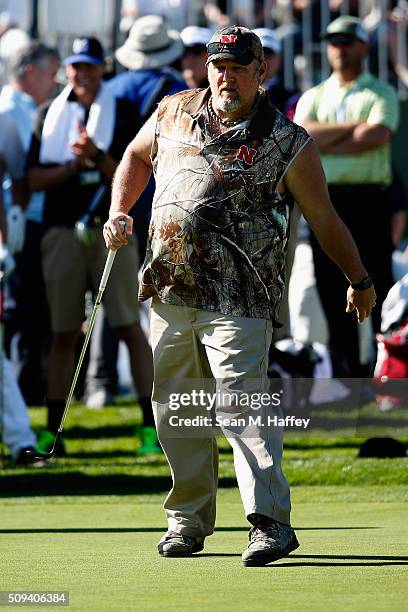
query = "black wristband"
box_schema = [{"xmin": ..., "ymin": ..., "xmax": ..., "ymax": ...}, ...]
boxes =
[{"xmin": 351, "ymin": 275, "xmax": 373, "ymax": 291}]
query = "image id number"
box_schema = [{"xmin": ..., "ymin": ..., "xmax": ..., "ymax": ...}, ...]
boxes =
[{"xmin": 0, "ymin": 591, "xmax": 69, "ymax": 606}]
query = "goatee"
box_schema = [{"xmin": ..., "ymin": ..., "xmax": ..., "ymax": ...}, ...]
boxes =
[{"xmin": 215, "ymin": 97, "xmax": 241, "ymax": 113}]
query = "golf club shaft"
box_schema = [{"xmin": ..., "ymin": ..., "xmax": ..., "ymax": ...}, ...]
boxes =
[{"xmin": 57, "ymin": 247, "xmax": 118, "ymax": 434}]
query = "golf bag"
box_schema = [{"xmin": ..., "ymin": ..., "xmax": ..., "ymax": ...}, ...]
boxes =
[
  {"xmin": 373, "ymin": 273, "xmax": 408, "ymax": 411},
  {"xmin": 268, "ymin": 338, "xmax": 351, "ymax": 411}
]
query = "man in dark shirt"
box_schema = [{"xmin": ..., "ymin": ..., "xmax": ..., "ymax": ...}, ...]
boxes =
[
  {"xmin": 85, "ymin": 17, "xmax": 187, "ymax": 447},
  {"xmin": 27, "ymin": 37, "xmax": 154, "ymax": 455},
  {"xmin": 108, "ymin": 14, "xmax": 187, "ymax": 262}
]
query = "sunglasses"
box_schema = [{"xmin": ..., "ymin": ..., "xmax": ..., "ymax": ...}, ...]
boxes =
[
  {"xmin": 326, "ymin": 35, "xmax": 356, "ymax": 47},
  {"xmin": 207, "ymin": 42, "xmax": 253, "ymax": 57}
]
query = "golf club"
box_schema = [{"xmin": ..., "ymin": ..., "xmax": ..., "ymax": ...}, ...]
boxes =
[{"xmin": 25, "ymin": 221, "xmax": 126, "ymax": 461}]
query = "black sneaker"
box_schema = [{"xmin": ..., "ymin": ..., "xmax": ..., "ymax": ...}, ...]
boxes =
[
  {"xmin": 242, "ymin": 520, "xmax": 299, "ymax": 566},
  {"xmin": 158, "ymin": 531, "xmax": 205, "ymax": 557},
  {"xmin": 14, "ymin": 447, "xmax": 47, "ymax": 468}
]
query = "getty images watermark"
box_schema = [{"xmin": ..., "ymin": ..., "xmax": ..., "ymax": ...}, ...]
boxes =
[{"xmin": 166, "ymin": 390, "xmax": 311, "ymax": 429}]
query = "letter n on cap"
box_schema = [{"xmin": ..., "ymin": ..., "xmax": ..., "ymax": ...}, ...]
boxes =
[
  {"xmin": 221, "ymin": 34, "xmax": 237, "ymax": 44},
  {"xmin": 236, "ymin": 145, "xmax": 257, "ymax": 165}
]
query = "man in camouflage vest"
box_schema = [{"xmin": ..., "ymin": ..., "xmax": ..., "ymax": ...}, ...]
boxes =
[{"xmin": 104, "ymin": 26, "xmax": 376, "ymax": 566}]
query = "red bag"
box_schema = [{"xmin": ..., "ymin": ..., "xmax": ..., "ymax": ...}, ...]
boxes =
[{"xmin": 373, "ymin": 318, "xmax": 408, "ymax": 410}]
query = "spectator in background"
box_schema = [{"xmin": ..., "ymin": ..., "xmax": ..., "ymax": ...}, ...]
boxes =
[
  {"xmin": 295, "ymin": 16, "xmax": 399, "ymax": 377},
  {"xmin": 0, "ymin": 112, "xmax": 25, "ymax": 286},
  {"xmin": 109, "ymin": 14, "xmax": 186, "ymax": 262},
  {"xmin": 272, "ymin": 0, "xmax": 323, "ymax": 57},
  {"xmin": 0, "ymin": 113, "xmax": 43, "ymax": 466},
  {"xmin": 254, "ymin": 28, "xmax": 300, "ymax": 120},
  {"xmin": 119, "ymin": 0, "xmax": 190, "ymax": 32},
  {"xmin": 27, "ymin": 37, "xmax": 154, "ymax": 457},
  {"xmin": 180, "ymin": 26, "xmax": 211, "ymax": 89},
  {"xmin": 203, "ymin": 3, "xmax": 230, "ymax": 32},
  {"xmin": 0, "ymin": 22, "xmax": 30, "ymax": 89},
  {"xmin": 112, "ymin": 15, "xmax": 185, "ymax": 118},
  {"xmin": 0, "ymin": 41, "xmax": 60, "ymax": 404},
  {"xmin": 388, "ymin": 4, "xmax": 408, "ymax": 88},
  {"xmin": 82, "ymin": 16, "xmax": 187, "ymax": 448}
]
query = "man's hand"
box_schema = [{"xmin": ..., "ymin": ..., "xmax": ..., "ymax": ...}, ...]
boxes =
[
  {"xmin": 70, "ymin": 124, "xmax": 99, "ymax": 160},
  {"xmin": 6, "ymin": 205, "xmax": 26, "ymax": 255},
  {"xmin": 346, "ymin": 285, "xmax": 377, "ymax": 324},
  {"xmin": 103, "ymin": 212, "xmax": 133, "ymax": 251}
]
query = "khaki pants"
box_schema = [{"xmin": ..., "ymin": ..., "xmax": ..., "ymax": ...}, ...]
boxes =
[
  {"xmin": 42, "ymin": 228, "xmax": 139, "ymax": 332},
  {"xmin": 150, "ymin": 298, "xmax": 291, "ymax": 538}
]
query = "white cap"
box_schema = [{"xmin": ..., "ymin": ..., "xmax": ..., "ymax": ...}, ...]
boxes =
[
  {"xmin": 181, "ymin": 26, "xmax": 211, "ymax": 48},
  {"xmin": 253, "ymin": 28, "xmax": 281, "ymax": 55},
  {"xmin": 0, "ymin": 28, "xmax": 30, "ymax": 60}
]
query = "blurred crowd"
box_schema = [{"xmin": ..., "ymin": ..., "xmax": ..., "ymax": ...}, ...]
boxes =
[{"xmin": 0, "ymin": 0, "xmax": 407, "ymax": 467}]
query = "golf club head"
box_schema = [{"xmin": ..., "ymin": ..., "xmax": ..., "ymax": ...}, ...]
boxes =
[
  {"xmin": 24, "ymin": 431, "xmax": 63, "ymax": 461},
  {"xmin": 75, "ymin": 217, "xmax": 95, "ymax": 246},
  {"xmin": 23, "ymin": 449, "xmax": 52, "ymax": 461}
]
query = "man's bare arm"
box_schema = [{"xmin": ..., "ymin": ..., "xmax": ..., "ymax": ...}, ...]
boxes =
[
  {"xmin": 28, "ymin": 160, "xmax": 83, "ymax": 191},
  {"xmin": 299, "ymin": 116, "xmax": 391, "ymax": 154},
  {"xmin": 103, "ymin": 111, "xmax": 156, "ymax": 250},
  {"xmin": 326, "ymin": 123, "xmax": 391, "ymax": 154},
  {"xmin": 28, "ymin": 153, "xmax": 118, "ymax": 192},
  {"xmin": 299, "ymin": 119, "xmax": 360, "ymax": 150},
  {"xmin": 283, "ymin": 140, "xmax": 376, "ymax": 322}
]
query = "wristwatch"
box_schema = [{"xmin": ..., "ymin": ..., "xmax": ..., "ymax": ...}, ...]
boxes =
[{"xmin": 351, "ymin": 275, "xmax": 373, "ymax": 291}]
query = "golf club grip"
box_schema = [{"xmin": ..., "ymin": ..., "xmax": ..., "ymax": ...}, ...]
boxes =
[{"xmin": 99, "ymin": 220, "xmax": 127, "ymax": 290}]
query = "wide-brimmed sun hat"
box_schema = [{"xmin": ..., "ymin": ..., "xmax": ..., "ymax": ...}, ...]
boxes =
[{"xmin": 115, "ymin": 14, "xmax": 183, "ymax": 70}]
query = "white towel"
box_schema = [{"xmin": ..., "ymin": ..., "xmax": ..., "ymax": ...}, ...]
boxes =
[{"xmin": 39, "ymin": 82, "xmax": 116, "ymax": 164}]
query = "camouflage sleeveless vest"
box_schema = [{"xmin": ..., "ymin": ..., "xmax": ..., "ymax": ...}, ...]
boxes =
[{"xmin": 139, "ymin": 88, "xmax": 310, "ymax": 323}]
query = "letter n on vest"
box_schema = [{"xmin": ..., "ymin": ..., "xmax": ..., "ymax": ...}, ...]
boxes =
[{"xmin": 236, "ymin": 145, "xmax": 257, "ymax": 165}]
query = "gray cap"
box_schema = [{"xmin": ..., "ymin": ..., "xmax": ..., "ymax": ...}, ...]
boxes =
[
  {"xmin": 320, "ymin": 16, "xmax": 369, "ymax": 43},
  {"xmin": 253, "ymin": 28, "xmax": 281, "ymax": 55}
]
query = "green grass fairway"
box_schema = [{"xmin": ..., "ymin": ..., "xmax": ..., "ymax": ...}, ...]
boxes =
[
  {"xmin": 1, "ymin": 405, "xmax": 407, "ymax": 610},
  {"xmin": 1, "ymin": 487, "xmax": 407, "ymax": 611},
  {"xmin": 2, "ymin": 406, "xmax": 408, "ymax": 490}
]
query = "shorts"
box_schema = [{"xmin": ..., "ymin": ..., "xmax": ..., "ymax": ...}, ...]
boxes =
[{"xmin": 42, "ymin": 227, "xmax": 139, "ymax": 332}]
